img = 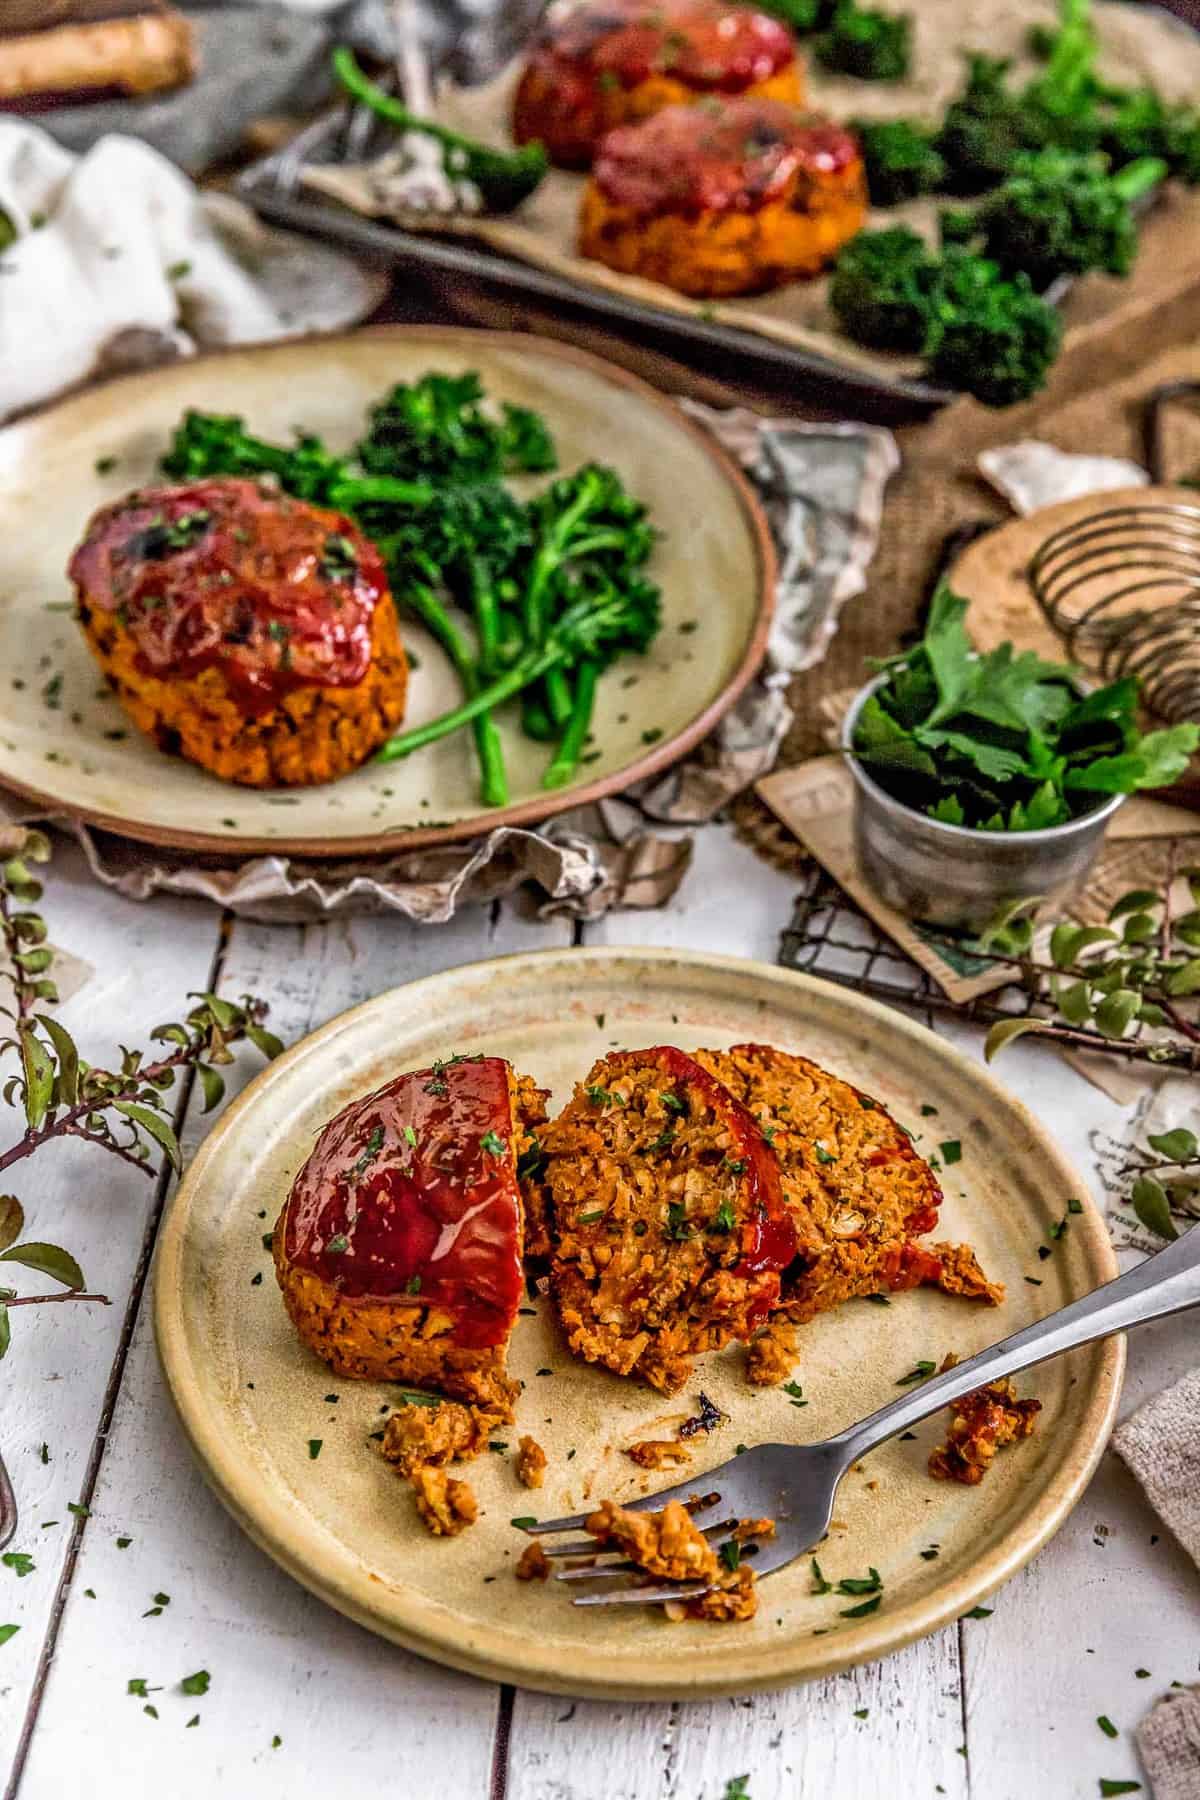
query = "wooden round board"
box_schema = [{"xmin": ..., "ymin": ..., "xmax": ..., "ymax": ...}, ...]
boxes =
[
  {"xmin": 153, "ymin": 948, "xmax": 1122, "ymax": 1700},
  {"xmin": 0, "ymin": 328, "xmax": 773, "ymax": 856}
]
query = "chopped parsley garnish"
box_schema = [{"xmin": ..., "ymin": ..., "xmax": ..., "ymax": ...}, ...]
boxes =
[
  {"xmin": 1097, "ymin": 1717, "xmax": 1118, "ymax": 1738},
  {"xmin": 646, "ymin": 1129, "xmax": 676, "ymax": 1154},
  {"xmin": 896, "ymin": 1361, "xmax": 936, "ymax": 1385},
  {"xmin": 131, "ymin": 510, "xmax": 211, "ymax": 560},
  {"xmin": 813, "ymin": 1143, "xmax": 836, "ymax": 1165},
  {"xmin": 641, "ymin": 727, "xmax": 663, "ymax": 745},
  {"xmin": 920, "ymin": 1103, "xmax": 938, "ymax": 1116},
  {"xmin": 836, "ymin": 1569, "xmax": 881, "ymax": 1596},
  {"xmin": 585, "ymin": 1085, "xmax": 613, "ymax": 1108},
  {"xmin": 840, "ymin": 1594, "xmax": 882, "ymax": 1618},
  {"xmin": 489, "ymin": 1442, "xmax": 508, "ymax": 1453},
  {"xmin": 1068, "ymin": 1197, "xmax": 1084, "ymax": 1214},
  {"xmin": 67, "ymin": 1502, "xmax": 89, "ymax": 1518},
  {"xmin": 708, "ymin": 1196, "xmax": 736, "ymax": 1233},
  {"xmin": 761, "ymin": 1125, "xmax": 777, "ymax": 1146},
  {"xmin": 94, "ymin": 455, "xmax": 118, "ymax": 475},
  {"xmin": 1098, "ymin": 1784, "xmax": 1141, "ymax": 1797},
  {"xmin": 405, "ymin": 1275, "xmax": 422, "ymax": 1295},
  {"xmin": 326, "ymin": 1235, "xmax": 349, "ymax": 1254},
  {"xmin": 577, "ymin": 1209, "xmax": 606, "ymax": 1225},
  {"xmin": 632, "ymin": 1219, "xmax": 648, "ymax": 1236},
  {"xmin": 354, "ymin": 1125, "xmax": 385, "ymax": 1174},
  {"xmin": 963, "ymin": 1606, "xmax": 993, "ymax": 1619},
  {"xmin": 424, "ymin": 1075, "xmax": 448, "ymax": 1097},
  {"xmin": 307, "ymin": 1439, "xmax": 322, "ymax": 1460},
  {"xmin": 186, "ymin": 1715, "xmax": 199, "ymax": 1729},
  {"xmin": 920, "ymin": 1547, "xmax": 939, "ymax": 1561},
  {"xmin": 261, "ymin": 1232, "xmax": 273, "ymax": 1251},
  {"xmin": 404, "ymin": 1125, "xmax": 417, "ymax": 1148},
  {"xmin": 782, "ymin": 1381, "xmax": 807, "ymax": 1408},
  {"xmin": 866, "ymin": 1293, "xmax": 890, "ymax": 1305},
  {"xmin": 127, "ymin": 1679, "xmax": 159, "ymax": 1697},
  {"xmin": 854, "ymin": 1708, "xmax": 869, "ymax": 1719},
  {"xmin": 180, "ymin": 1670, "xmax": 210, "ymax": 1697},
  {"xmin": 38, "ymin": 1444, "xmax": 49, "ymax": 1465},
  {"xmin": 398, "ymin": 1391, "xmax": 440, "ymax": 1408},
  {"xmin": 511, "ymin": 1516, "xmax": 537, "ymax": 1529},
  {"xmin": 319, "ymin": 533, "xmax": 358, "ymax": 582},
  {"xmin": 719, "ymin": 1540, "xmax": 741, "ymax": 1573},
  {"xmin": 480, "ymin": 1130, "xmax": 507, "ymax": 1157},
  {"xmin": 116, "ymin": 1536, "xmax": 132, "ymax": 1549},
  {"xmin": 810, "ymin": 1558, "xmax": 832, "ymax": 1595},
  {"xmin": 721, "ymin": 1157, "xmax": 747, "ymax": 1176},
  {"xmin": 939, "ymin": 1141, "xmax": 962, "ymax": 1166},
  {"xmin": 665, "ymin": 1202, "xmax": 693, "ymax": 1240},
  {"xmin": 250, "ymin": 1272, "xmax": 263, "ymax": 1286},
  {"xmin": 661, "ymin": 1091, "xmax": 686, "ymax": 1115},
  {"xmin": 2, "ymin": 1553, "xmax": 33, "ymax": 1577}
]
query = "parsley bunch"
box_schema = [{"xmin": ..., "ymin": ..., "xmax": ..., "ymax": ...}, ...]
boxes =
[{"xmin": 851, "ymin": 584, "xmax": 1199, "ymax": 832}]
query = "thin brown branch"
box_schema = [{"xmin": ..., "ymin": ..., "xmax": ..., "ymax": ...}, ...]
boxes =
[
  {"xmin": 2, "ymin": 1290, "xmax": 110, "ymax": 1308},
  {"xmin": 60, "ymin": 1124, "xmax": 155, "ymax": 1177}
]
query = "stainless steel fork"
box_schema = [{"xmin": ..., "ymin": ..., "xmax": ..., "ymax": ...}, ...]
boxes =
[{"xmin": 522, "ymin": 1224, "xmax": 1200, "ymax": 1606}]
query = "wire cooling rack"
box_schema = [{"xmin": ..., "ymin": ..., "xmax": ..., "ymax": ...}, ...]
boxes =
[{"xmin": 778, "ymin": 865, "xmax": 1200, "ymax": 1073}]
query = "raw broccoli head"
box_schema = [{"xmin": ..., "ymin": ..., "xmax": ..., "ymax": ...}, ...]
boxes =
[
  {"xmin": 828, "ymin": 226, "xmax": 941, "ymax": 352},
  {"xmin": 975, "ymin": 148, "xmax": 1164, "ymax": 287},
  {"xmin": 816, "ymin": 3, "xmax": 911, "ymax": 81},
  {"xmin": 924, "ymin": 249, "xmax": 1063, "ymax": 407},
  {"xmin": 853, "ymin": 119, "xmax": 946, "ymax": 205}
]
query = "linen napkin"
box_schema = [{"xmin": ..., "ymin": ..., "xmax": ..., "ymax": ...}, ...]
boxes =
[
  {"xmin": 0, "ymin": 118, "xmax": 379, "ymax": 421},
  {"xmin": 1113, "ymin": 1367, "xmax": 1200, "ymax": 1571},
  {"xmin": 1137, "ymin": 1687, "xmax": 1200, "ymax": 1800}
]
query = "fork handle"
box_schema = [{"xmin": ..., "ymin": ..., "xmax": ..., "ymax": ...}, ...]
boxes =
[{"xmin": 832, "ymin": 1224, "xmax": 1200, "ymax": 1467}]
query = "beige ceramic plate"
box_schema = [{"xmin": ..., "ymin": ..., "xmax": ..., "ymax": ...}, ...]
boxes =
[
  {"xmin": 0, "ymin": 328, "xmax": 772, "ymax": 856},
  {"xmin": 154, "ymin": 948, "xmax": 1122, "ymax": 1699}
]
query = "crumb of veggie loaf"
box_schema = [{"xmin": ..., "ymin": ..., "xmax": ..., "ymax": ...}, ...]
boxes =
[
  {"xmin": 694, "ymin": 1045, "xmax": 1003, "ymax": 1327},
  {"xmin": 513, "ymin": 0, "xmax": 802, "ymax": 169},
  {"xmin": 579, "ymin": 100, "xmax": 866, "ymax": 297},
  {"xmin": 380, "ymin": 1399, "xmax": 506, "ymax": 1476},
  {"xmin": 69, "ymin": 477, "xmax": 408, "ymax": 787},
  {"xmin": 928, "ymin": 1377, "xmax": 1041, "ymax": 1485},
  {"xmin": 536, "ymin": 1046, "xmax": 797, "ymax": 1394},
  {"xmin": 516, "ymin": 1435, "xmax": 548, "ymax": 1489},
  {"xmin": 626, "ymin": 1438, "xmax": 693, "ymax": 1469},
  {"xmin": 584, "ymin": 1498, "xmax": 719, "ymax": 1582},
  {"xmin": 515, "ymin": 1539, "xmax": 552, "ymax": 1581},
  {"xmin": 273, "ymin": 1056, "xmax": 547, "ymax": 1412},
  {"xmin": 410, "ymin": 1466, "xmax": 478, "ymax": 1535}
]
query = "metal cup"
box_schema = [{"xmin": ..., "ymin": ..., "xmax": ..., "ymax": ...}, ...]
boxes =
[{"xmin": 841, "ymin": 675, "xmax": 1125, "ymax": 932}]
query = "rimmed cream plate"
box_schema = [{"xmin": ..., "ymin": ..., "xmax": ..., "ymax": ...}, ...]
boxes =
[
  {"xmin": 0, "ymin": 328, "xmax": 772, "ymax": 856},
  {"xmin": 154, "ymin": 948, "xmax": 1122, "ymax": 1699}
]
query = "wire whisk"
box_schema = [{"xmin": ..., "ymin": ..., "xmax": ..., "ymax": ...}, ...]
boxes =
[{"xmin": 1028, "ymin": 499, "xmax": 1200, "ymax": 723}]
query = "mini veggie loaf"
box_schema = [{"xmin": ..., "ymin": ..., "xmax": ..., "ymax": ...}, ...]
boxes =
[
  {"xmin": 273, "ymin": 1055, "xmax": 548, "ymax": 1414},
  {"xmin": 579, "ymin": 98, "xmax": 867, "ymax": 297},
  {"xmin": 536, "ymin": 1046, "xmax": 800, "ymax": 1394}
]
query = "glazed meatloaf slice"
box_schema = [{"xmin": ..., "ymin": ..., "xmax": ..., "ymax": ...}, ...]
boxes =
[
  {"xmin": 274, "ymin": 1055, "xmax": 548, "ymax": 1414},
  {"xmin": 579, "ymin": 100, "xmax": 867, "ymax": 298},
  {"xmin": 537, "ymin": 1047, "xmax": 797, "ymax": 1394},
  {"xmin": 695, "ymin": 1045, "xmax": 1002, "ymax": 1330},
  {"xmin": 69, "ymin": 477, "xmax": 408, "ymax": 787}
]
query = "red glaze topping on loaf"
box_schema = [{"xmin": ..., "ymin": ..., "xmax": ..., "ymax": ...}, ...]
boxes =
[
  {"xmin": 281, "ymin": 1055, "xmax": 524, "ymax": 1349},
  {"xmin": 68, "ymin": 477, "xmax": 389, "ymax": 718},
  {"xmin": 593, "ymin": 98, "xmax": 859, "ymax": 218},
  {"xmin": 528, "ymin": 0, "xmax": 794, "ymax": 96}
]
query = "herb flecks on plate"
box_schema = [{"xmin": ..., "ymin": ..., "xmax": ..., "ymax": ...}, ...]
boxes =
[{"xmin": 850, "ymin": 583, "xmax": 1198, "ymax": 832}]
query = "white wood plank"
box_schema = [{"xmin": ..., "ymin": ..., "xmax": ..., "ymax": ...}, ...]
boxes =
[
  {"xmin": 0, "ymin": 839, "xmax": 220, "ymax": 1780},
  {"xmin": 16, "ymin": 899, "xmax": 572, "ymax": 1800}
]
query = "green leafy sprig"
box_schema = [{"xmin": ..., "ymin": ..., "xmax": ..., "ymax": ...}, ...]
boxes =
[{"xmin": 0, "ymin": 830, "xmax": 281, "ymax": 1358}]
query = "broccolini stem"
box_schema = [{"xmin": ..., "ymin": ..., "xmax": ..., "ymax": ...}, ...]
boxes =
[
  {"xmin": 521, "ymin": 690, "xmax": 556, "ymax": 742},
  {"xmin": 376, "ymin": 644, "xmax": 559, "ymax": 763},
  {"xmin": 398, "ymin": 580, "xmax": 508, "ymax": 804},
  {"xmin": 332, "ymin": 46, "xmax": 473, "ymax": 156},
  {"xmin": 542, "ymin": 660, "xmax": 599, "ymax": 790},
  {"xmin": 544, "ymin": 666, "xmax": 574, "ymax": 729},
  {"xmin": 1112, "ymin": 156, "xmax": 1168, "ymax": 202},
  {"xmin": 329, "ymin": 474, "xmax": 435, "ymax": 509}
]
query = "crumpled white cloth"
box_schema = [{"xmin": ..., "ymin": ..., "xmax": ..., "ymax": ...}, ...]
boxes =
[{"xmin": 0, "ymin": 120, "xmax": 310, "ymax": 421}]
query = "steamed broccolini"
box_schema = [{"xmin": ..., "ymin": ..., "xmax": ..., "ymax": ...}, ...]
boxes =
[
  {"xmin": 816, "ymin": 2, "xmax": 911, "ymax": 81},
  {"xmin": 853, "ymin": 119, "xmax": 946, "ymax": 205}
]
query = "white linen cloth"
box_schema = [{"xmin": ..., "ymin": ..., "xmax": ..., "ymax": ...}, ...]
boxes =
[{"xmin": 0, "ymin": 121, "xmax": 291, "ymax": 420}]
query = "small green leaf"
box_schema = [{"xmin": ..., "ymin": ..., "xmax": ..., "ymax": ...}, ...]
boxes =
[
  {"xmin": 0, "ymin": 1197, "xmax": 24, "ymax": 1254},
  {"xmin": 1097, "ymin": 1716, "xmax": 1118, "ymax": 1739},
  {"xmin": 246, "ymin": 1023, "xmax": 285, "ymax": 1061},
  {"xmin": 1057, "ymin": 979, "xmax": 1094, "ymax": 1026},
  {"xmin": 0, "ymin": 1241, "xmax": 84, "ymax": 1290},
  {"xmin": 1108, "ymin": 890, "xmax": 1158, "ymax": 921},
  {"xmin": 839, "ymin": 1593, "xmax": 882, "ymax": 1618},
  {"xmin": 1147, "ymin": 1128, "xmax": 1198, "ymax": 1164},
  {"xmin": 1094, "ymin": 990, "xmax": 1140, "ymax": 1039},
  {"xmin": 1166, "ymin": 957, "xmax": 1200, "ymax": 997},
  {"xmin": 180, "ymin": 1670, "xmax": 210, "ymax": 1697},
  {"xmin": 1098, "ymin": 1783, "xmax": 1141, "ymax": 1797},
  {"xmin": 113, "ymin": 1103, "xmax": 182, "ymax": 1172},
  {"xmin": 810, "ymin": 1558, "xmax": 832, "ymax": 1595},
  {"xmin": 983, "ymin": 1018, "xmax": 1047, "ymax": 1062},
  {"xmin": 197, "ymin": 1066, "xmax": 225, "ymax": 1113},
  {"xmin": 1131, "ymin": 1175, "xmax": 1178, "ymax": 1241},
  {"xmin": 0, "ymin": 1624, "xmax": 20, "ymax": 1647},
  {"xmin": 18, "ymin": 1026, "xmax": 54, "ymax": 1130},
  {"xmin": 38, "ymin": 1015, "xmax": 78, "ymax": 1107},
  {"xmin": 1122, "ymin": 912, "xmax": 1156, "ymax": 946}
]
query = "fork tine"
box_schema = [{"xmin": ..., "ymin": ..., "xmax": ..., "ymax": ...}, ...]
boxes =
[
  {"xmin": 568, "ymin": 1530, "xmax": 808, "ymax": 1607},
  {"xmin": 521, "ymin": 1487, "xmax": 724, "ymax": 1536}
]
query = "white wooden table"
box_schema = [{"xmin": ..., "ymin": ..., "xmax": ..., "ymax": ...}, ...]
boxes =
[{"xmin": 1, "ymin": 825, "xmax": 1194, "ymax": 1800}]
